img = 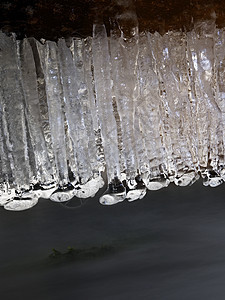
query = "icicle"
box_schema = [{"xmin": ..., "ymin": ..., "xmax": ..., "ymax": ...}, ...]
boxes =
[
  {"xmin": 0, "ymin": 89, "xmax": 13, "ymax": 187},
  {"xmin": 92, "ymin": 24, "xmax": 126, "ymax": 204},
  {"xmin": 72, "ymin": 38, "xmax": 98, "ymax": 178},
  {"xmin": 19, "ymin": 38, "xmax": 54, "ymax": 185},
  {"xmin": 29, "ymin": 38, "xmax": 57, "ymax": 184},
  {"xmin": 212, "ymin": 28, "xmax": 225, "ymax": 183},
  {"xmin": 0, "ymin": 33, "xmax": 30, "ymax": 191},
  {"xmin": 83, "ymin": 38, "xmax": 106, "ymax": 174},
  {"xmin": 43, "ymin": 41, "xmax": 68, "ymax": 187},
  {"xmin": 110, "ymin": 9, "xmax": 139, "ymax": 181},
  {"xmin": 92, "ymin": 24, "xmax": 121, "ymax": 182},
  {"xmin": 4, "ymin": 197, "xmax": 38, "ymax": 211},
  {"xmin": 58, "ymin": 38, "xmax": 92, "ymax": 184},
  {"xmin": 83, "ymin": 37, "xmax": 104, "ymax": 175},
  {"xmin": 137, "ymin": 33, "xmax": 168, "ymax": 189}
]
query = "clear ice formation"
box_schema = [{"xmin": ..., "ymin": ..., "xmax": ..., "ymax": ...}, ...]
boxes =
[{"xmin": 0, "ymin": 18, "xmax": 225, "ymax": 210}]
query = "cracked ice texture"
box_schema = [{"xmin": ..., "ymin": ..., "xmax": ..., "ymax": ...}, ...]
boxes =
[{"xmin": 1, "ymin": 19, "xmax": 225, "ymax": 210}]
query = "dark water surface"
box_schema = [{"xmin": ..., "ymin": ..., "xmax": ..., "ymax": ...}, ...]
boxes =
[{"xmin": 1, "ymin": 181, "xmax": 225, "ymax": 299}]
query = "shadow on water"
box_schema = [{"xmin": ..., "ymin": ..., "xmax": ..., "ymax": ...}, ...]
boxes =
[{"xmin": 1, "ymin": 180, "xmax": 225, "ymax": 299}]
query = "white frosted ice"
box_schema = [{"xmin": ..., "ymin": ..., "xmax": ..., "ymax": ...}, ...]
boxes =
[
  {"xmin": 202, "ymin": 171, "xmax": 224, "ymax": 187},
  {"xmin": 0, "ymin": 189, "xmax": 16, "ymax": 206},
  {"xmin": 99, "ymin": 177, "xmax": 126, "ymax": 205},
  {"xmin": 50, "ymin": 189, "xmax": 75, "ymax": 203},
  {"xmin": 99, "ymin": 192, "xmax": 126, "ymax": 205},
  {"xmin": 4, "ymin": 198, "xmax": 38, "ymax": 211},
  {"xmin": 36, "ymin": 185, "xmax": 57, "ymax": 199},
  {"xmin": 74, "ymin": 176, "xmax": 104, "ymax": 198},
  {"xmin": 144, "ymin": 180, "xmax": 170, "ymax": 191},
  {"xmin": 174, "ymin": 172, "xmax": 199, "ymax": 187},
  {"xmin": 126, "ymin": 188, "xmax": 146, "ymax": 202}
]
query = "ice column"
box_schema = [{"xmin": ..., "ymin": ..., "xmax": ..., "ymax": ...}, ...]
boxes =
[
  {"xmin": 19, "ymin": 39, "xmax": 54, "ymax": 185},
  {"xmin": 0, "ymin": 33, "xmax": 30, "ymax": 191},
  {"xmin": 110, "ymin": 14, "xmax": 138, "ymax": 182},
  {"xmin": 43, "ymin": 41, "xmax": 68, "ymax": 186},
  {"xmin": 137, "ymin": 33, "xmax": 169, "ymax": 190},
  {"xmin": 92, "ymin": 24, "xmax": 126, "ymax": 204}
]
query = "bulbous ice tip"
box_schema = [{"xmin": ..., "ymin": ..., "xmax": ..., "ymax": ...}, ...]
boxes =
[
  {"xmin": 4, "ymin": 198, "xmax": 39, "ymax": 211},
  {"xmin": 99, "ymin": 194, "xmax": 121, "ymax": 205},
  {"xmin": 174, "ymin": 171, "xmax": 199, "ymax": 186},
  {"xmin": 33, "ymin": 182, "xmax": 57, "ymax": 199},
  {"xmin": 4, "ymin": 190, "xmax": 39, "ymax": 211},
  {"xmin": 74, "ymin": 176, "xmax": 104, "ymax": 199},
  {"xmin": 143, "ymin": 174, "xmax": 170, "ymax": 191},
  {"xmin": 0, "ymin": 189, "xmax": 16, "ymax": 206},
  {"xmin": 126, "ymin": 189, "xmax": 146, "ymax": 202},
  {"xmin": 126, "ymin": 175, "xmax": 146, "ymax": 202},
  {"xmin": 99, "ymin": 177, "xmax": 126, "ymax": 205},
  {"xmin": 127, "ymin": 179, "xmax": 137, "ymax": 190},
  {"xmin": 50, "ymin": 183, "xmax": 75, "ymax": 202},
  {"xmin": 202, "ymin": 170, "xmax": 224, "ymax": 187}
]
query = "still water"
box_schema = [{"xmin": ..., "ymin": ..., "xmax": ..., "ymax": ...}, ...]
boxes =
[{"xmin": 1, "ymin": 181, "xmax": 225, "ymax": 299}]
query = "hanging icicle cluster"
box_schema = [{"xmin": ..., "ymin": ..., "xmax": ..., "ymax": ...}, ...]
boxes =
[{"xmin": 0, "ymin": 16, "xmax": 225, "ymax": 210}]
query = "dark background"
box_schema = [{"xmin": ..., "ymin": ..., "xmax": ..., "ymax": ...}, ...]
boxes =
[
  {"xmin": 1, "ymin": 0, "xmax": 225, "ymax": 40},
  {"xmin": 1, "ymin": 181, "xmax": 225, "ymax": 299}
]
